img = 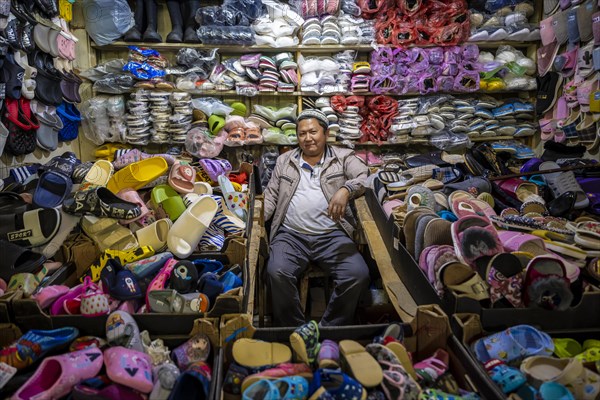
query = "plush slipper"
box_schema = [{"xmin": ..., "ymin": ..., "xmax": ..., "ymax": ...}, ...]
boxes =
[
  {"xmin": 105, "ymin": 310, "xmax": 144, "ymax": 352},
  {"xmin": 169, "ymin": 362, "xmax": 212, "ymax": 399},
  {"xmin": 0, "ymin": 208, "xmax": 61, "ymax": 247},
  {"xmin": 168, "ymin": 162, "xmax": 196, "ymax": 194},
  {"xmin": 0, "ymin": 240, "xmax": 46, "ymax": 282},
  {"xmin": 134, "ymin": 218, "xmax": 172, "ymax": 252},
  {"xmin": 100, "ymin": 259, "xmax": 143, "ymax": 301},
  {"xmin": 12, "ymin": 348, "xmax": 103, "ymax": 400},
  {"xmin": 0, "ymin": 326, "xmax": 79, "ymax": 370},
  {"xmin": 107, "ymin": 158, "xmax": 169, "ymax": 194},
  {"xmin": 451, "ymin": 215, "xmax": 503, "ymax": 267},
  {"xmin": 104, "ymin": 346, "xmax": 153, "ymax": 394},
  {"xmin": 32, "ymin": 170, "xmax": 72, "ymax": 208},
  {"xmin": 339, "ymin": 340, "xmax": 383, "ymax": 388},
  {"xmin": 83, "ymin": 246, "xmax": 155, "ymax": 283},
  {"xmin": 63, "ymin": 187, "xmax": 142, "ymax": 220},
  {"xmin": 523, "ymin": 255, "xmax": 573, "ymax": 311},
  {"xmin": 167, "ymin": 195, "xmax": 218, "ymax": 258},
  {"xmin": 171, "ymin": 333, "xmax": 211, "ymax": 370},
  {"xmin": 232, "ymin": 339, "xmax": 292, "ymax": 369},
  {"xmin": 151, "ymin": 184, "xmax": 186, "ymax": 221},
  {"xmin": 32, "ymin": 284, "xmax": 69, "ymax": 309},
  {"xmin": 169, "ymin": 260, "xmax": 198, "ymax": 294}
]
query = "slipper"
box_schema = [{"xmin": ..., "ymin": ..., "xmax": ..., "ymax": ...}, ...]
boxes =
[
  {"xmin": 523, "ymin": 255, "xmax": 573, "ymax": 311},
  {"xmin": 0, "ymin": 208, "xmax": 61, "ymax": 248},
  {"xmin": 0, "ymin": 192, "xmax": 30, "ymax": 215},
  {"xmin": 473, "ymin": 324, "xmax": 554, "ymax": 364},
  {"xmin": 81, "ymin": 215, "xmax": 138, "ymax": 252},
  {"xmin": 0, "ymin": 240, "xmax": 46, "ymax": 282},
  {"xmin": 145, "ymin": 258, "xmax": 178, "ymax": 308},
  {"xmin": 167, "ymin": 195, "xmax": 218, "ymax": 258},
  {"xmin": 112, "ymin": 148, "xmax": 176, "ymax": 170},
  {"xmin": 168, "ymin": 162, "xmax": 196, "ymax": 194},
  {"xmin": 63, "ymin": 187, "xmax": 142, "ymax": 220},
  {"xmin": 135, "ymin": 218, "xmax": 172, "ymax": 252},
  {"xmin": 553, "ymin": 338, "xmax": 583, "ymax": 358},
  {"xmin": 241, "ymin": 364, "xmax": 313, "ymax": 393},
  {"xmin": 33, "ymin": 171, "xmax": 72, "ymax": 208},
  {"xmin": 451, "ymin": 215, "xmax": 503, "ymax": 267},
  {"xmin": 171, "ymin": 333, "xmax": 211, "ymax": 370},
  {"xmin": 32, "ymin": 284, "xmax": 69, "ymax": 309},
  {"xmin": 115, "ymin": 188, "xmax": 150, "ymax": 224},
  {"xmin": 232, "ymin": 339, "xmax": 292, "ymax": 368},
  {"xmin": 520, "ymin": 356, "xmax": 600, "ymax": 400},
  {"xmin": 94, "ymin": 143, "xmax": 132, "ymax": 161},
  {"xmin": 484, "ymin": 359, "xmax": 527, "ymax": 395},
  {"xmin": 83, "ymin": 246, "xmax": 155, "ymax": 283},
  {"xmin": 218, "ymin": 175, "xmax": 248, "ymax": 222},
  {"xmin": 574, "ymin": 221, "xmax": 600, "ymax": 249},
  {"xmin": 339, "ymin": 340, "xmax": 383, "ymax": 388},
  {"xmin": 309, "ymin": 369, "xmax": 366, "ymax": 400},
  {"xmin": 49, "ymin": 283, "xmax": 84, "ymax": 315},
  {"xmin": 107, "ymin": 158, "xmax": 169, "ymax": 194},
  {"xmin": 80, "ymin": 160, "xmax": 113, "ymax": 189},
  {"xmin": 438, "ymin": 261, "xmax": 490, "ymax": 301},
  {"xmin": 12, "ymin": 348, "xmax": 103, "ymax": 400},
  {"xmin": 104, "ymin": 346, "xmax": 153, "ymax": 394},
  {"xmin": 151, "ymin": 185, "xmax": 186, "ymax": 221},
  {"xmin": 482, "ymin": 253, "xmax": 524, "ymax": 308},
  {"xmin": 73, "ymin": 375, "xmax": 145, "ymax": 400},
  {"xmin": 0, "ymin": 326, "xmax": 79, "ymax": 370},
  {"xmin": 169, "ymin": 363, "xmax": 212, "ymax": 399},
  {"xmin": 105, "ymin": 310, "xmax": 144, "ymax": 352},
  {"xmin": 540, "ymin": 161, "xmax": 589, "ymax": 209},
  {"xmin": 100, "ymin": 259, "xmax": 143, "ymax": 301},
  {"xmin": 386, "ymin": 342, "xmax": 417, "ymax": 379},
  {"xmin": 413, "ymin": 349, "xmax": 449, "ymax": 384},
  {"xmin": 185, "ymin": 194, "xmax": 246, "ymax": 234}
]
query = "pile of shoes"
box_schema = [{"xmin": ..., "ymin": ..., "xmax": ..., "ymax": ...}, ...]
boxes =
[
  {"xmin": 478, "ymin": 46, "xmax": 537, "ymax": 91},
  {"xmin": 469, "ymin": 0, "xmax": 540, "ymax": 41},
  {"xmin": 338, "ymin": 12, "xmax": 375, "ymax": 44},
  {"xmin": 535, "ymin": 0, "xmax": 599, "ymax": 151},
  {"xmin": 370, "ymin": 45, "xmax": 482, "ymax": 95},
  {"xmin": 0, "ymin": 6, "xmax": 82, "ymax": 156},
  {"xmin": 0, "ymin": 318, "xmax": 214, "ymax": 399},
  {"xmin": 300, "ymin": 55, "xmax": 348, "ymax": 94},
  {"xmin": 195, "ymin": 0, "xmax": 263, "ymax": 45},
  {"xmin": 251, "ymin": 11, "xmax": 301, "ymax": 47},
  {"xmin": 223, "ymin": 320, "xmax": 481, "ymax": 399},
  {"xmin": 301, "ymin": 14, "xmax": 343, "ymax": 45},
  {"xmin": 351, "ymin": 61, "xmax": 372, "ymax": 93},
  {"xmin": 247, "ymin": 104, "xmax": 298, "ymax": 144}
]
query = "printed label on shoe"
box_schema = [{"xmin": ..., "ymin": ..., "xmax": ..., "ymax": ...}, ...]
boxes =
[
  {"xmin": 0, "ymin": 362, "xmax": 17, "ymax": 389},
  {"xmin": 7, "ymin": 229, "xmax": 32, "ymax": 241}
]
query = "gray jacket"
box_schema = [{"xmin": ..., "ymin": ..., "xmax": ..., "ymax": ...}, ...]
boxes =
[{"xmin": 263, "ymin": 146, "xmax": 368, "ymax": 240}]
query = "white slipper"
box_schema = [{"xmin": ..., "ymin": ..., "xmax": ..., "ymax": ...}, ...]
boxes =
[
  {"xmin": 167, "ymin": 196, "xmax": 218, "ymax": 258},
  {"xmin": 488, "ymin": 28, "xmax": 508, "ymax": 41},
  {"xmin": 469, "ymin": 31, "xmax": 490, "ymax": 41}
]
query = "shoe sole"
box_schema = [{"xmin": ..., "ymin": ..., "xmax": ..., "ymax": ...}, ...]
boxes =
[{"xmin": 290, "ymin": 332, "xmax": 310, "ymax": 364}]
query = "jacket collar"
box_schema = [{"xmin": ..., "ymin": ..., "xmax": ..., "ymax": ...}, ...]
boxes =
[{"xmin": 292, "ymin": 146, "xmax": 335, "ymax": 168}]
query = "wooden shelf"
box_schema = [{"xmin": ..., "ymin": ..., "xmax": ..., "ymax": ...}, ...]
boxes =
[
  {"xmin": 92, "ymin": 40, "xmax": 534, "ymax": 52},
  {"xmin": 240, "ymin": 136, "xmax": 520, "ymax": 147}
]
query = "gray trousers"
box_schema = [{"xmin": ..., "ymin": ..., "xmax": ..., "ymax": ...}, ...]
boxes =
[{"xmin": 267, "ymin": 227, "xmax": 370, "ymax": 327}]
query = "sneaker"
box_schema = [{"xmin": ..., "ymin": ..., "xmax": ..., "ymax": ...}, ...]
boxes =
[{"xmin": 289, "ymin": 320, "xmax": 320, "ymax": 364}]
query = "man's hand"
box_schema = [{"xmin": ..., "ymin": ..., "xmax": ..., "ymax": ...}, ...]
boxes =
[{"xmin": 328, "ymin": 187, "xmax": 350, "ymax": 221}]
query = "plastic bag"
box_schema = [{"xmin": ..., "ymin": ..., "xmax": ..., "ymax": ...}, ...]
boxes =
[
  {"xmin": 80, "ymin": 59, "xmax": 127, "ymax": 82},
  {"xmin": 80, "ymin": 97, "xmax": 110, "ymax": 145},
  {"xmin": 175, "ymin": 48, "xmax": 220, "ymax": 80},
  {"xmin": 93, "ymin": 73, "xmax": 135, "ymax": 94},
  {"xmin": 197, "ymin": 26, "xmax": 255, "ymax": 45},
  {"xmin": 185, "ymin": 127, "xmax": 226, "ymax": 158},
  {"xmin": 191, "ymin": 97, "xmax": 234, "ymax": 117},
  {"xmin": 196, "ymin": 6, "xmax": 250, "ymax": 26},
  {"xmin": 82, "ymin": 0, "xmax": 133, "ymax": 46},
  {"xmin": 224, "ymin": 0, "xmax": 264, "ymax": 22},
  {"xmin": 260, "ymin": 145, "xmax": 280, "ymax": 189}
]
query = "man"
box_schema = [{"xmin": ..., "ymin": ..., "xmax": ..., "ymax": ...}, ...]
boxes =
[{"xmin": 263, "ymin": 109, "xmax": 370, "ymax": 327}]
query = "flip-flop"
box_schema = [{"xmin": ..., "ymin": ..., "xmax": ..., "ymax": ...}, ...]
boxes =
[
  {"xmin": 107, "ymin": 158, "xmax": 169, "ymax": 194},
  {"xmin": 0, "ymin": 240, "xmax": 46, "ymax": 282},
  {"xmin": 167, "ymin": 195, "xmax": 218, "ymax": 258},
  {"xmin": 151, "ymin": 185, "xmax": 186, "ymax": 221},
  {"xmin": 32, "ymin": 171, "xmax": 72, "ymax": 208},
  {"xmin": 0, "ymin": 208, "xmax": 61, "ymax": 248}
]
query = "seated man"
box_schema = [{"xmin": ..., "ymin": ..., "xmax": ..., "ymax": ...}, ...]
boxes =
[{"xmin": 264, "ymin": 109, "xmax": 370, "ymax": 327}]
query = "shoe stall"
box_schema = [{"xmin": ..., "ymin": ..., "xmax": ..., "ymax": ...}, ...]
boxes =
[{"xmin": 0, "ymin": 0, "xmax": 599, "ymax": 398}]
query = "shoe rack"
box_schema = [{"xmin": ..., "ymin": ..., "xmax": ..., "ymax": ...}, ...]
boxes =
[{"xmin": 80, "ymin": 0, "xmax": 544, "ymax": 155}]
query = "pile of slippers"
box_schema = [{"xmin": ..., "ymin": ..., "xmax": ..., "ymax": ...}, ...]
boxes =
[
  {"xmin": 246, "ymin": 103, "xmax": 299, "ymax": 145},
  {"xmin": 478, "ymin": 46, "xmax": 537, "ymax": 91},
  {"xmin": 369, "ymin": 143, "xmax": 600, "ymax": 312},
  {"xmin": 0, "ymin": 6, "xmax": 81, "ymax": 156},
  {"xmin": 223, "ymin": 320, "xmax": 480, "ymax": 399},
  {"xmin": 300, "ymin": 53, "xmax": 351, "ymax": 94},
  {"xmin": 471, "ymin": 324, "xmax": 600, "ymax": 399},
  {"xmin": 0, "ymin": 314, "xmax": 214, "ymax": 399},
  {"xmin": 469, "ymin": 0, "xmax": 540, "ymax": 42},
  {"xmin": 0, "ymin": 148, "xmax": 250, "ymax": 317},
  {"xmin": 535, "ymin": 0, "xmax": 600, "ymax": 151}
]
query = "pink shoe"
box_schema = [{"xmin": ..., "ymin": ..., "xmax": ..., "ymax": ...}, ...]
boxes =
[
  {"xmin": 145, "ymin": 258, "xmax": 177, "ymax": 308},
  {"xmin": 32, "ymin": 284, "xmax": 69, "ymax": 309},
  {"xmin": 12, "ymin": 348, "xmax": 103, "ymax": 400},
  {"xmin": 104, "ymin": 346, "xmax": 153, "ymax": 394},
  {"xmin": 50, "ymin": 283, "xmax": 84, "ymax": 315}
]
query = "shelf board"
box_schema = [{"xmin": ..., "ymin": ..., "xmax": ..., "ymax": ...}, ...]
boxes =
[
  {"xmin": 92, "ymin": 41, "xmax": 534, "ymax": 52},
  {"xmin": 244, "ymin": 136, "xmax": 519, "ymax": 147}
]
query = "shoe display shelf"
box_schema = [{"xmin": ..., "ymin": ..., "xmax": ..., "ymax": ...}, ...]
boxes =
[
  {"xmin": 453, "ymin": 313, "xmax": 600, "ymax": 400},
  {"xmin": 364, "ymin": 187, "xmax": 600, "ymax": 333},
  {"xmin": 215, "ymin": 306, "xmax": 499, "ymax": 399}
]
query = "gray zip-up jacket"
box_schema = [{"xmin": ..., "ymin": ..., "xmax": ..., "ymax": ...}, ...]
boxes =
[{"xmin": 263, "ymin": 146, "xmax": 368, "ymax": 240}]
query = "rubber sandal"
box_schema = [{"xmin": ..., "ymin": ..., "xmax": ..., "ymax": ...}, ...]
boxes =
[
  {"xmin": 0, "ymin": 208, "xmax": 61, "ymax": 248},
  {"xmin": 473, "ymin": 325, "xmax": 554, "ymax": 364},
  {"xmin": 218, "ymin": 175, "xmax": 248, "ymax": 222},
  {"xmin": 484, "ymin": 359, "xmax": 527, "ymax": 394},
  {"xmin": 32, "ymin": 170, "xmax": 72, "ymax": 208},
  {"xmin": 166, "ymin": 195, "xmax": 218, "ymax": 258},
  {"xmin": 241, "ymin": 363, "xmax": 313, "ymax": 393},
  {"xmin": 106, "ymin": 158, "xmax": 169, "ymax": 194},
  {"xmin": 135, "ymin": 218, "xmax": 172, "ymax": 253},
  {"xmin": 150, "ymin": 185, "xmax": 186, "ymax": 222},
  {"xmin": 63, "ymin": 186, "xmax": 142, "ymax": 220},
  {"xmin": 80, "ymin": 160, "xmax": 113, "ymax": 189},
  {"xmin": 168, "ymin": 161, "xmax": 195, "ymax": 194}
]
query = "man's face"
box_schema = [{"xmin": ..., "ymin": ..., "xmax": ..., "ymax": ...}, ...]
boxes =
[{"xmin": 297, "ymin": 118, "xmax": 327, "ymax": 157}]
